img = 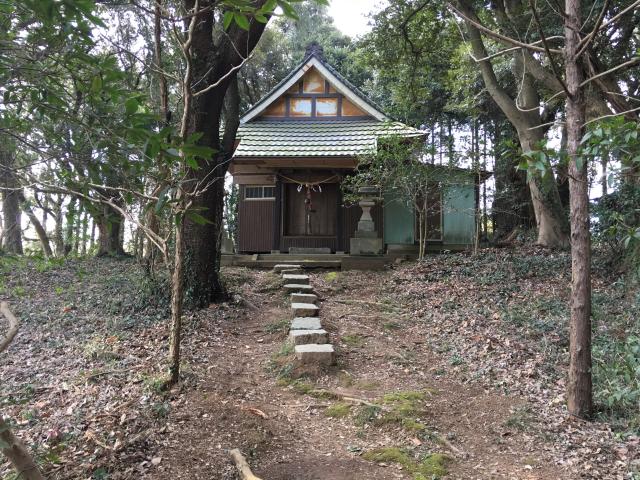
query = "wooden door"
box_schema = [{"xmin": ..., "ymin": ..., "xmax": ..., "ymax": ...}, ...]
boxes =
[{"xmin": 284, "ymin": 183, "xmax": 337, "ymax": 236}]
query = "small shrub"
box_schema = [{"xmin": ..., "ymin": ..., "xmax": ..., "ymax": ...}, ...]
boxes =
[
  {"xmin": 594, "ymin": 335, "xmax": 640, "ymax": 420},
  {"xmin": 264, "ymin": 318, "xmax": 289, "ymax": 334}
]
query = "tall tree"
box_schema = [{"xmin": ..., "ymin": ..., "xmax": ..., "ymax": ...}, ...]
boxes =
[
  {"xmin": 179, "ymin": 0, "xmax": 273, "ymax": 305},
  {"xmin": 564, "ymin": 0, "xmax": 592, "ymax": 418},
  {"xmin": 0, "ymin": 138, "xmax": 23, "ymax": 254},
  {"xmin": 453, "ymin": 0, "xmax": 570, "ymax": 248}
]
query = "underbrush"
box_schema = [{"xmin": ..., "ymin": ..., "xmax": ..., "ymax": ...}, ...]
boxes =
[{"xmin": 396, "ymin": 248, "xmax": 640, "ymax": 434}]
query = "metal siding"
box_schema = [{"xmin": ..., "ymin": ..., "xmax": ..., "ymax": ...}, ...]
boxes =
[
  {"xmin": 383, "ymin": 191, "xmax": 414, "ymax": 245},
  {"xmin": 442, "ymin": 185, "xmax": 476, "ymax": 244}
]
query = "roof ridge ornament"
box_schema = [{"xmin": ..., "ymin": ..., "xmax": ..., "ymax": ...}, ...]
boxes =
[{"xmin": 304, "ymin": 41, "xmax": 325, "ymax": 61}]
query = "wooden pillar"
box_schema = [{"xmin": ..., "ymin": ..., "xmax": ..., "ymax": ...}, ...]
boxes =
[
  {"xmin": 273, "ymin": 177, "xmax": 282, "ymax": 252},
  {"xmin": 336, "ymin": 183, "xmax": 344, "ymax": 252}
]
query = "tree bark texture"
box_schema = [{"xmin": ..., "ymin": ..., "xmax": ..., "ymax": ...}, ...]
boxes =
[
  {"xmin": 18, "ymin": 192, "xmax": 53, "ymax": 258},
  {"xmin": 565, "ymin": 0, "xmax": 593, "ymax": 418},
  {"xmin": 168, "ymin": 219, "xmax": 185, "ymax": 385},
  {"xmin": 181, "ymin": 0, "xmax": 269, "ymax": 307},
  {"xmin": 0, "ymin": 142, "xmax": 23, "ymax": 254},
  {"xmin": 96, "ymin": 204, "xmax": 125, "ymax": 256}
]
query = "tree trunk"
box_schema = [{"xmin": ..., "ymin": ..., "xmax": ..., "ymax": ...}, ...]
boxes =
[
  {"xmin": 90, "ymin": 217, "xmax": 96, "ymax": 251},
  {"xmin": 458, "ymin": 1, "xmax": 569, "ymax": 248},
  {"xmin": 0, "ymin": 303, "xmax": 45, "ymax": 480},
  {"xmin": 521, "ymin": 132, "xmax": 570, "ymax": 248},
  {"xmin": 53, "ymin": 196, "xmax": 64, "ymax": 256},
  {"xmin": 565, "ymin": 0, "xmax": 593, "ymax": 418},
  {"xmin": 0, "ymin": 416, "xmax": 45, "ymax": 480},
  {"xmin": 168, "ymin": 218, "xmax": 185, "ymax": 385},
  {"xmin": 492, "ymin": 121, "xmax": 534, "ymax": 240},
  {"xmin": 181, "ymin": 0, "xmax": 268, "ymax": 307},
  {"xmin": 601, "ymin": 152, "xmax": 608, "ymax": 196},
  {"xmin": 64, "ymin": 197, "xmax": 77, "ymax": 256},
  {"xmin": 96, "ymin": 205, "xmax": 125, "ymax": 256},
  {"xmin": 1, "ymin": 142, "xmax": 23, "ymax": 255},
  {"xmin": 557, "ymin": 124, "xmax": 570, "ymax": 210},
  {"xmin": 18, "ymin": 192, "xmax": 53, "ymax": 258},
  {"xmin": 81, "ymin": 210, "xmax": 89, "ymax": 256},
  {"xmin": 73, "ymin": 203, "xmax": 83, "ymax": 255}
]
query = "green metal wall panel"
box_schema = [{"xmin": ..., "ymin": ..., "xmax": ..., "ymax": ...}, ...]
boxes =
[
  {"xmin": 383, "ymin": 192, "xmax": 414, "ymax": 245},
  {"xmin": 443, "ymin": 185, "xmax": 476, "ymax": 244}
]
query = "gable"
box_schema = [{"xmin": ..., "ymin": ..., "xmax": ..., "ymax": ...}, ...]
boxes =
[
  {"xmin": 241, "ymin": 56, "xmax": 387, "ymax": 123},
  {"xmin": 259, "ymin": 67, "xmax": 368, "ymax": 120}
]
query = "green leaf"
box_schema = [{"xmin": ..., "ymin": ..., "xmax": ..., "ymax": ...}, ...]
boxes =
[
  {"xmin": 185, "ymin": 156, "xmax": 199, "ymax": 169},
  {"xmin": 182, "ymin": 144, "xmax": 215, "ymax": 158},
  {"xmin": 155, "ymin": 186, "xmax": 170, "ymax": 213},
  {"xmin": 186, "ymin": 211, "xmax": 213, "ymax": 225},
  {"xmin": 277, "ymin": 0, "xmax": 299, "ymax": 19},
  {"xmin": 234, "ymin": 13, "xmax": 250, "ymax": 30},
  {"xmin": 90, "ymin": 75, "xmax": 102, "ymax": 93},
  {"xmin": 223, "ymin": 11, "xmax": 234, "ymax": 30},
  {"xmin": 124, "ymin": 97, "xmax": 138, "ymax": 115}
]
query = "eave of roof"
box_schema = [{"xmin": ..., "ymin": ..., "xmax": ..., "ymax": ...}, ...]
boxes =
[{"xmin": 232, "ymin": 119, "xmax": 425, "ymax": 158}]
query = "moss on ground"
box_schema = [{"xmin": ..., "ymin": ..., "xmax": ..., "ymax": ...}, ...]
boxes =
[
  {"xmin": 379, "ymin": 390, "xmax": 431, "ymax": 430},
  {"xmin": 325, "ymin": 402, "xmax": 351, "ymax": 418},
  {"xmin": 362, "ymin": 447, "xmax": 449, "ymax": 479},
  {"xmin": 324, "ymin": 271, "xmax": 339, "ymax": 282},
  {"xmin": 341, "ymin": 333, "xmax": 365, "ymax": 347}
]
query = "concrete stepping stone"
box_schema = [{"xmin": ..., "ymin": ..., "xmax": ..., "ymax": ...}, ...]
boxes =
[
  {"xmin": 295, "ymin": 344, "xmax": 335, "ymax": 365},
  {"xmin": 282, "ymin": 274, "xmax": 309, "ymax": 285},
  {"xmin": 281, "ymin": 268, "xmax": 303, "ymax": 275},
  {"xmin": 289, "ymin": 329, "xmax": 329, "ymax": 345},
  {"xmin": 291, "ymin": 317, "xmax": 322, "ymax": 330},
  {"xmin": 273, "ymin": 264, "xmax": 302, "ymax": 272},
  {"xmin": 291, "ymin": 293, "xmax": 318, "ymax": 304},
  {"xmin": 283, "ymin": 283, "xmax": 314, "ymax": 293},
  {"xmin": 291, "ymin": 302, "xmax": 318, "ymax": 317}
]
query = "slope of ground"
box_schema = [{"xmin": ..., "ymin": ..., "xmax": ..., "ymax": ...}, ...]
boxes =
[{"xmin": 0, "ymin": 249, "xmax": 638, "ymax": 479}]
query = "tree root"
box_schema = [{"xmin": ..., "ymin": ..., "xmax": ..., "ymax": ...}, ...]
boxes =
[{"xmin": 229, "ymin": 448, "xmax": 262, "ymax": 480}]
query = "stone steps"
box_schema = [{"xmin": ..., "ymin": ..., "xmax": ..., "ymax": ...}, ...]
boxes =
[
  {"xmin": 291, "ymin": 302, "xmax": 318, "ymax": 317},
  {"xmin": 279, "ymin": 271, "xmax": 336, "ymax": 366},
  {"xmin": 282, "ymin": 274, "xmax": 309, "ymax": 285},
  {"xmin": 284, "ymin": 283, "xmax": 314, "ymax": 293},
  {"xmin": 291, "ymin": 317, "xmax": 322, "ymax": 330},
  {"xmin": 273, "ymin": 264, "xmax": 302, "ymax": 272},
  {"xmin": 295, "ymin": 344, "xmax": 335, "ymax": 365},
  {"xmin": 289, "ymin": 329, "xmax": 329, "ymax": 345},
  {"xmin": 291, "ymin": 293, "xmax": 318, "ymax": 304}
]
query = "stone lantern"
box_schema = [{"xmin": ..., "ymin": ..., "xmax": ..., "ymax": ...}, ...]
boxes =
[{"xmin": 350, "ymin": 186, "xmax": 383, "ymax": 255}]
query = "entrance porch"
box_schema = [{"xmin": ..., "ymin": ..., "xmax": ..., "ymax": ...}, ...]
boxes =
[{"xmin": 236, "ymin": 170, "xmax": 383, "ymax": 254}]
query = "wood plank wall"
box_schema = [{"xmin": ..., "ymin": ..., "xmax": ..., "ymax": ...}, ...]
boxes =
[{"xmin": 238, "ymin": 200, "xmax": 275, "ymax": 252}]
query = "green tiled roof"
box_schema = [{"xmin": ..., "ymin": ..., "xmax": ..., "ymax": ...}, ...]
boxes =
[{"xmin": 234, "ymin": 120, "xmax": 424, "ymax": 157}]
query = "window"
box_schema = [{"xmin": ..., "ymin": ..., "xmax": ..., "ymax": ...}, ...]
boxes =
[
  {"xmin": 316, "ymin": 98, "xmax": 338, "ymax": 116},
  {"xmin": 244, "ymin": 185, "xmax": 275, "ymax": 200},
  {"xmin": 290, "ymin": 98, "xmax": 312, "ymax": 116}
]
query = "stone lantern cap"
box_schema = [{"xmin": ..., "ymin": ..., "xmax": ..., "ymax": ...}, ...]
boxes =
[{"xmin": 357, "ymin": 186, "xmax": 380, "ymax": 195}]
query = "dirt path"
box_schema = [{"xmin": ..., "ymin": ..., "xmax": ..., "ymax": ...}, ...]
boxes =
[{"xmin": 151, "ymin": 268, "xmax": 573, "ymax": 480}]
